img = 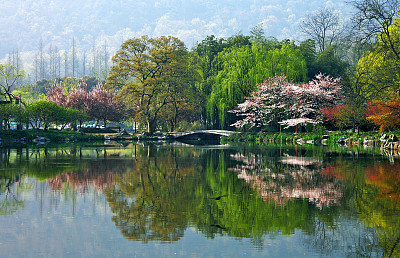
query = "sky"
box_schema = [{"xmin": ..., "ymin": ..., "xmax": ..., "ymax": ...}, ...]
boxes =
[{"xmin": 0, "ymin": 0, "xmax": 352, "ymax": 64}]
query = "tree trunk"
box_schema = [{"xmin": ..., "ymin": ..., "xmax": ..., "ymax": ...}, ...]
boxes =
[{"xmin": 147, "ymin": 119, "xmax": 156, "ymax": 135}]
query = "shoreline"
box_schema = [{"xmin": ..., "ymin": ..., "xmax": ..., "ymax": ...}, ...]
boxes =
[
  {"xmin": 223, "ymin": 131, "xmax": 400, "ymax": 151},
  {"xmin": 2, "ymin": 129, "xmax": 400, "ymax": 152}
]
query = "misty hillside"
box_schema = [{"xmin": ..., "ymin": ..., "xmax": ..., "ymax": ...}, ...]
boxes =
[{"xmin": 0, "ymin": 0, "xmax": 351, "ymax": 58}]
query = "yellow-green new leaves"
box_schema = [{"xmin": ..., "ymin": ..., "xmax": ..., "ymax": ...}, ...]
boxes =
[
  {"xmin": 0, "ymin": 64, "xmax": 24, "ymax": 102},
  {"xmin": 356, "ymin": 16, "xmax": 400, "ymax": 101},
  {"xmin": 106, "ymin": 36, "xmax": 198, "ymax": 134}
]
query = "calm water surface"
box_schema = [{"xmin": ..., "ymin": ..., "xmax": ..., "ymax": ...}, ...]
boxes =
[{"xmin": 0, "ymin": 142, "xmax": 399, "ymax": 257}]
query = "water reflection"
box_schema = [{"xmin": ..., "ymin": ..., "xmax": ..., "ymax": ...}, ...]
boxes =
[
  {"xmin": 230, "ymin": 151, "xmax": 342, "ymax": 208},
  {"xmin": 0, "ymin": 144, "xmax": 399, "ymax": 256},
  {"xmin": 0, "ymin": 176, "xmax": 24, "ymax": 215},
  {"xmin": 105, "ymin": 145, "xmax": 203, "ymax": 242}
]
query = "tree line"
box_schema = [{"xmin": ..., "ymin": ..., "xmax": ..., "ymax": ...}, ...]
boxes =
[
  {"xmin": 1, "ymin": 0, "xmax": 399, "ymax": 134},
  {"xmin": 5, "ymin": 38, "xmax": 111, "ymax": 86}
]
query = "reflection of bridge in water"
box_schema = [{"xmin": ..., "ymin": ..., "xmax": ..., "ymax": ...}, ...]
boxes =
[{"xmin": 170, "ymin": 130, "xmax": 237, "ymax": 143}]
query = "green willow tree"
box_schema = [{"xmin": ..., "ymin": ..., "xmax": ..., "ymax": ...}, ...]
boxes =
[
  {"xmin": 207, "ymin": 43, "xmax": 307, "ymax": 129},
  {"xmin": 106, "ymin": 35, "xmax": 200, "ymax": 134}
]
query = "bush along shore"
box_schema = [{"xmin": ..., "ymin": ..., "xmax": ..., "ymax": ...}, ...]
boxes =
[{"xmin": 224, "ymin": 130, "xmax": 400, "ymax": 151}]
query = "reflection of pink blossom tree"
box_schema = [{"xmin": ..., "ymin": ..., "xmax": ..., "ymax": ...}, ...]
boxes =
[
  {"xmin": 229, "ymin": 151, "xmax": 343, "ymax": 209},
  {"xmin": 230, "ymin": 74, "xmax": 341, "ymax": 129}
]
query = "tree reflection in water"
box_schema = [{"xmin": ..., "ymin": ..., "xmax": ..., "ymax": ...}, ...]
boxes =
[
  {"xmin": 47, "ymin": 160, "xmax": 124, "ymax": 193},
  {"xmin": 103, "ymin": 145, "xmax": 333, "ymax": 244},
  {"xmin": 104, "ymin": 144, "xmax": 203, "ymax": 242},
  {"xmin": 0, "ymin": 176, "xmax": 24, "ymax": 215}
]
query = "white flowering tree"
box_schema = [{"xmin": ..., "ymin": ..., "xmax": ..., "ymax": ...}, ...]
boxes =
[
  {"xmin": 229, "ymin": 75, "xmax": 290, "ymax": 128},
  {"xmin": 230, "ymin": 74, "xmax": 341, "ymax": 130}
]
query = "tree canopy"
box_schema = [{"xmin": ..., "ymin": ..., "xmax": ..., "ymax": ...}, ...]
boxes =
[
  {"xmin": 106, "ymin": 35, "xmax": 200, "ymax": 134},
  {"xmin": 356, "ymin": 15, "xmax": 400, "ymax": 101},
  {"xmin": 0, "ymin": 64, "xmax": 24, "ymax": 102}
]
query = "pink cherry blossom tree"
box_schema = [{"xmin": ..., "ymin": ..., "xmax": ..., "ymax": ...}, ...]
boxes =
[
  {"xmin": 46, "ymin": 80, "xmax": 67, "ymax": 107},
  {"xmin": 66, "ymin": 81, "xmax": 90, "ymax": 111},
  {"xmin": 279, "ymin": 74, "xmax": 341, "ymax": 128},
  {"xmin": 229, "ymin": 75, "xmax": 291, "ymax": 128},
  {"xmin": 46, "ymin": 80, "xmax": 125, "ymax": 128},
  {"xmin": 230, "ymin": 74, "xmax": 341, "ymax": 130},
  {"xmin": 87, "ymin": 83, "xmax": 124, "ymax": 126}
]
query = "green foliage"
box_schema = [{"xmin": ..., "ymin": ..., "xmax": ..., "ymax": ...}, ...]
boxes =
[
  {"xmin": 26, "ymin": 101, "xmax": 61, "ymax": 129},
  {"xmin": 0, "ymin": 64, "xmax": 24, "ymax": 102},
  {"xmin": 314, "ymin": 46, "xmax": 349, "ymax": 78},
  {"xmin": 26, "ymin": 100, "xmax": 86, "ymax": 130},
  {"xmin": 0, "ymin": 103, "xmax": 20, "ymax": 129},
  {"xmin": 11, "ymin": 86, "xmax": 36, "ymax": 105},
  {"xmin": 299, "ymin": 39, "xmax": 317, "ymax": 79},
  {"xmin": 312, "ymin": 124, "xmax": 328, "ymax": 134},
  {"xmin": 356, "ymin": 16, "xmax": 400, "ymax": 101},
  {"xmin": 107, "ymin": 35, "xmax": 202, "ymax": 134}
]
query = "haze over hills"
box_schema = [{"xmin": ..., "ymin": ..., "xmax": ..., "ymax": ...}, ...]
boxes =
[{"xmin": 0, "ymin": 0, "xmax": 352, "ymax": 79}]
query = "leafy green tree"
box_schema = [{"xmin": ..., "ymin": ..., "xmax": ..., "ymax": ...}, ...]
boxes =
[
  {"xmin": 11, "ymin": 86, "xmax": 36, "ymax": 105},
  {"xmin": 106, "ymin": 35, "xmax": 198, "ymax": 134},
  {"xmin": 26, "ymin": 100, "xmax": 68, "ymax": 129},
  {"xmin": 0, "ymin": 103, "xmax": 20, "ymax": 129},
  {"xmin": 0, "ymin": 64, "xmax": 24, "ymax": 102},
  {"xmin": 299, "ymin": 39, "xmax": 318, "ymax": 79},
  {"xmin": 354, "ymin": 3, "xmax": 400, "ymax": 101},
  {"xmin": 356, "ymin": 33, "xmax": 400, "ymax": 100},
  {"xmin": 314, "ymin": 46, "xmax": 349, "ymax": 79},
  {"xmin": 250, "ymin": 24, "xmax": 266, "ymax": 45},
  {"xmin": 226, "ymin": 33, "xmax": 252, "ymax": 48},
  {"xmin": 192, "ymin": 35, "xmax": 228, "ymax": 96}
]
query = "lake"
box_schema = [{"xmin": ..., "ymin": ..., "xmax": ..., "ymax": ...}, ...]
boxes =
[{"xmin": 0, "ymin": 142, "xmax": 399, "ymax": 257}]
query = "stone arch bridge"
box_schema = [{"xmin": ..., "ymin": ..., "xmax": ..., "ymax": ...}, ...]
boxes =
[{"xmin": 170, "ymin": 130, "xmax": 236, "ymax": 142}]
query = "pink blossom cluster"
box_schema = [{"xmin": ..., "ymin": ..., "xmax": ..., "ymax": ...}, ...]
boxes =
[
  {"xmin": 46, "ymin": 80, "xmax": 123, "ymax": 124},
  {"xmin": 230, "ymin": 74, "xmax": 341, "ymax": 128}
]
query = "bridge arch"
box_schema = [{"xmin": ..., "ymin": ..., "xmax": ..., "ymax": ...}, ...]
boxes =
[{"xmin": 171, "ymin": 130, "xmax": 236, "ymax": 142}]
